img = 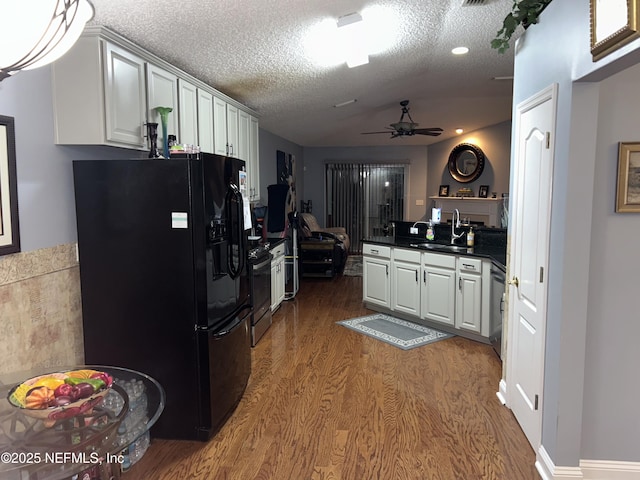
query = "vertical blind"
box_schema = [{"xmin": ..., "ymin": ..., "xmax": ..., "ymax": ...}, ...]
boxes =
[{"xmin": 326, "ymin": 163, "xmax": 405, "ymax": 254}]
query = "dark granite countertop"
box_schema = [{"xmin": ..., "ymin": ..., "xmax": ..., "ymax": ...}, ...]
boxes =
[
  {"xmin": 266, "ymin": 237, "xmax": 287, "ymax": 248},
  {"xmin": 363, "ymin": 236, "xmax": 506, "ymax": 269}
]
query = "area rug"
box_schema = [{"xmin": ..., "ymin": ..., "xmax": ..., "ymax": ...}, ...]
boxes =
[
  {"xmin": 342, "ymin": 255, "xmax": 362, "ymax": 276},
  {"xmin": 337, "ymin": 313, "xmax": 453, "ymax": 350}
]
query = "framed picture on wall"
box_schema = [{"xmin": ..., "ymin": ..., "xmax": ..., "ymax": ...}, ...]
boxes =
[
  {"xmin": 616, "ymin": 142, "xmax": 640, "ymax": 212},
  {"xmin": 590, "ymin": 0, "xmax": 640, "ymax": 61},
  {"xmin": 0, "ymin": 115, "xmax": 20, "ymax": 255},
  {"xmin": 439, "ymin": 185, "xmax": 450, "ymax": 197},
  {"xmin": 478, "ymin": 185, "xmax": 489, "ymax": 198}
]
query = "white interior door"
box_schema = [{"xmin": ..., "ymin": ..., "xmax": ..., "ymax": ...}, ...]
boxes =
[{"xmin": 506, "ymin": 84, "xmax": 556, "ymax": 449}]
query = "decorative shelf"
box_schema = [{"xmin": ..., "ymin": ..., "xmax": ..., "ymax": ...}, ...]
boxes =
[{"xmin": 429, "ymin": 196, "xmax": 505, "ymax": 227}]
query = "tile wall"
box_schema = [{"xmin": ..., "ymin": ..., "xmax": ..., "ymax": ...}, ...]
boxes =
[{"xmin": 0, "ymin": 243, "xmax": 84, "ymax": 377}]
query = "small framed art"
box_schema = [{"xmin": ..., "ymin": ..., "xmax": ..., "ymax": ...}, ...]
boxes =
[
  {"xmin": 616, "ymin": 142, "xmax": 640, "ymax": 212},
  {"xmin": 478, "ymin": 185, "xmax": 489, "ymax": 198},
  {"xmin": 438, "ymin": 185, "xmax": 449, "ymax": 197}
]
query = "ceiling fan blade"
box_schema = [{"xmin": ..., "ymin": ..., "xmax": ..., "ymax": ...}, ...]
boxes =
[
  {"xmin": 414, "ymin": 128, "xmax": 443, "ymax": 136},
  {"xmin": 361, "ymin": 131, "xmax": 395, "ymax": 135}
]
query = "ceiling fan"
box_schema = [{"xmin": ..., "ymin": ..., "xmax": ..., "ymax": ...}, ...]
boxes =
[{"xmin": 361, "ymin": 100, "xmax": 443, "ymax": 138}]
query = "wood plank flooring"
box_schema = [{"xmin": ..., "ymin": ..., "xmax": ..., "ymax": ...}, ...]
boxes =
[{"xmin": 125, "ymin": 276, "xmax": 537, "ymax": 480}]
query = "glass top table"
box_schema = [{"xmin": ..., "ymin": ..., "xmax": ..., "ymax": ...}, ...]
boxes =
[{"xmin": 0, "ymin": 365, "xmax": 165, "ymax": 480}]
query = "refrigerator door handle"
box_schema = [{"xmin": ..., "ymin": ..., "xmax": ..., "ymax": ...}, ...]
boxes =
[
  {"xmin": 236, "ymin": 189, "xmax": 246, "ymax": 275},
  {"xmin": 226, "ymin": 185, "xmax": 242, "ymax": 279}
]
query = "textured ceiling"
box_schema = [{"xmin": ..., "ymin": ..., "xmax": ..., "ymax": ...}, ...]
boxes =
[{"xmin": 88, "ymin": 0, "xmax": 519, "ymax": 147}]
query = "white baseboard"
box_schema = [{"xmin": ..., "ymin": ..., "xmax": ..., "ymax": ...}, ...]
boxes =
[
  {"xmin": 496, "ymin": 378, "xmax": 507, "ymax": 405},
  {"xmin": 537, "ymin": 445, "xmax": 583, "ymax": 479},
  {"xmin": 536, "ymin": 445, "xmax": 640, "ymax": 479},
  {"xmin": 581, "ymin": 459, "xmax": 640, "ymax": 479}
]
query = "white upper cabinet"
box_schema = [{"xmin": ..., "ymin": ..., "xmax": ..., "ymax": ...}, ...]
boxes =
[
  {"xmin": 52, "ymin": 35, "xmax": 147, "ymax": 149},
  {"xmin": 197, "ymin": 89, "xmax": 215, "ymax": 154},
  {"xmin": 178, "ymin": 79, "xmax": 198, "ymax": 147},
  {"xmin": 103, "ymin": 42, "xmax": 147, "ymax": 147},
  {"xmin": 248, "ymin": 115, "xmax": 260, "ymax": 201},
  {"xmin": 51, "ymin": 26, "xmax": 258, "ymax": 159},
  {"xmin": 212, "ymin": 95, "xmax": 228, "ymax": 156},
  {"xmin": 226, "ymin": 103, "xmax": 239, "ymax": 158},
  {"xmin": 238, "ymin": 109, "xmax": 250, "ymax": 161},
  {"xmin": 146, "ymin": 64, "xmax": 178, "ymax": 147}
]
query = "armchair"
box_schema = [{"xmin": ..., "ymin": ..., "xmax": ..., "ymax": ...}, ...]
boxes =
[
  {"xmin": 299, "ymin": 213, "xmax": 350, "ymax": 276},
  {"xmin": 299, "ymin": 213, "xmax": 350, "ymax": 251}
]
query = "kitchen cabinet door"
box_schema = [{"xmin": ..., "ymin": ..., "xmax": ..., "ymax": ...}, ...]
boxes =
[
  {"xmin": 147, "ymin": 63, "xmax": 178, "ymax": 148},
  {"xmin": 391, "ymin": 255, "xmax": 420, "ymax": 316},
  {"xmin": 213, "ymin": 95, "xmax": 228, "ymax": 156},
  {"xmin": 104, "ymin": 42, "xmax": 147, "ymax": 148},
  {"xmin": 197, "ymin": 89, "xmax": 215, "ymax": 154},
  {"xmin": 391, "ymin": 261, "xmax": 420, "ymax": 316},
  {"xmin": 363, "ymin": 243, "xmax": 391, "ymax": 308},
  {"xmin": 455, "ymin": 268, "xmax": 482, "ymax": 334},
  {"xmin": 248, "ymin": 115, "xmax": 260, "ymax": 201},
  {"xmin": 363, "ymin": 257, "xmax": 390, "ymax": 308},
  {"xmin": 271, "ymin": 254, "xmax": 285, "ymax": 312},
  {"xmin": 52, "ymin": 36, "xmax": 147, "ymax": 149},
  {"xmin": 237, "ymin": 109, "xmax": 250, "ymax": 161},
  {"xmin": 178, "ymin": 79, "xmax": 198, "ymax": 147},
  {"xmin": 421, "ymin": 265, "xmax": 456, "ymax": 327},
  {"xmin": 226, "ymin": 103, "xmax": 239, "ymax": 157}
]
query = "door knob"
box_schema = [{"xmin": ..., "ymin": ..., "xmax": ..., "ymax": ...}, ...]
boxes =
[{"xmin": 508, "ymin": 276, "xmax": 519, "ymax": 287}]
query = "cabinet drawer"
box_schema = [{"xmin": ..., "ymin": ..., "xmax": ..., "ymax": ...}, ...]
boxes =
[
  {"xmin": 271, "ymin": 243, "xmax": 285, "ymax": 258},
  {"xmin": 422, "ymin": 252, "xmax": 456, "ymax": 269},
  {"xmin": 363, "ymin": 244, "xmax": 391, "ymax": 259},
  {"xmin": 457, "ymin": 256, "xmax": 482, "ymax": 274},
  {"xmin": 393, "ymin": 248, "xmax": 421, "ymax": 264}
]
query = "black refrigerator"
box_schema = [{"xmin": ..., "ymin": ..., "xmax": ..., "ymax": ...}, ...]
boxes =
[{"xmin": 73, "ymin": 154, "xmax": 252, "ymax": 441}]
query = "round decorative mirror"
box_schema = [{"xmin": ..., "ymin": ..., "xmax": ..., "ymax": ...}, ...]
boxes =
[{"xmin": 448, "ymin": 143, "xmax": 485, "ymax": 183}]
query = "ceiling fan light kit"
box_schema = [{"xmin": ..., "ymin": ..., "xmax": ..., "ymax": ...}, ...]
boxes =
[
  {"xmin": 361, "ymin": 100, "xmax": 443, "ymax": 139},
  {"xmin": 0, "ymin": 0, "xmax": 95, "ymax": 81}
]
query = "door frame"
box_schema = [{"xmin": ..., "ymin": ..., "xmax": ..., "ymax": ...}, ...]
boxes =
[{"xmin": 504, "ymin": 83, "xmax": 557, "ymax": 449}]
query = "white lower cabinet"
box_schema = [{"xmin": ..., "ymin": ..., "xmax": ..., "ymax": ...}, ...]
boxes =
[
  {"xmin": 455, "ymin": 257, "xmax": 483, "ymax": 334},
  {"xmin": 391, "ymin": 248, "xmax": 421, "ymax": 316},
  {"xmin": 271, "ymin": 243, "xmax": 286, "ymax": 312},
  {"xmin": 421, "ymin": 252, "xmax": 456, "ymax": 327},
  {"xmin": 362, "ymin": 244, "xmax": 391, "ymax": 308},
  {"xmin": 363, "ymin": 244, "xmax": 491, "ymax": 340}
]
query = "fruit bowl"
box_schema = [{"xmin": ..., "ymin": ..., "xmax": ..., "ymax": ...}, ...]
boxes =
[{"xmin": 7, "ymin": 369, "xmax": 113, "ymax": 427}]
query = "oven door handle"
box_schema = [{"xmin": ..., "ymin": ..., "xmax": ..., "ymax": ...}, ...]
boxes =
[{"xmin": 252, "ymin": 255, "xmax": 273, "ymax": 271}]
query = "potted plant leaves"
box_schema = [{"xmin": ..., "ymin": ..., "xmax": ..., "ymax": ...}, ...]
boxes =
[{"xmin": 491, "ymin": 0, "xmax": 553, "ymax": 53}]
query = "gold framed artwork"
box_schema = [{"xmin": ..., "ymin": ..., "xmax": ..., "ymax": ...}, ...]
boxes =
[
  {"xmin": 0, "ymin": 115, "xmax": 20, "ymax": 255},
  {"xmin": 616, "ymin": 142, "xmax": 640, "ymax": 212},
  {"xmin": 590, "ymin": 0, "xmax": 640, "ymax": 61}
]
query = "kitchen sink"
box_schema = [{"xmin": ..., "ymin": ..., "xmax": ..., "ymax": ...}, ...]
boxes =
[{"xmin": 409, "ymin": 243, "xmax": 468, "ymax": 252}]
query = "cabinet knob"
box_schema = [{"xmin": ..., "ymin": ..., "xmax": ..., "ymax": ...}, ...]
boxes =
[{"xmin": 508, "ymin": 276, "xmax": 519, "ymax": 288}]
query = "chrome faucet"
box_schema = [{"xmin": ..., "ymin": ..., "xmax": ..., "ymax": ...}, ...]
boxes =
[{"xmin": 451, "ymin": 209, "xmax": 465, "ymax": 244}]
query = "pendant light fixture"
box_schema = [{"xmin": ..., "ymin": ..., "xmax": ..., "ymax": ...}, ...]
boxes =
[{"xmin": 0, "ymin": 0, "xmax": 94, "ymax": 82}]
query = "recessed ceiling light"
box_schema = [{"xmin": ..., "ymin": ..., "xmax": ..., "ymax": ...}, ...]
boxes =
[
  {"xmin": 455, "ymin": 128, "xmax": 464, "ymax": 134},
  {"xmin": 451, "ymin": 46, "xmax": 469, "ymax": 55}
]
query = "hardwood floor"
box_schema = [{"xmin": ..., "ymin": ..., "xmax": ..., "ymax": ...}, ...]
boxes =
[{"xmin": 125, "ymin": 276, "xmax": 537, "ymax": 480}]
